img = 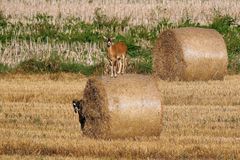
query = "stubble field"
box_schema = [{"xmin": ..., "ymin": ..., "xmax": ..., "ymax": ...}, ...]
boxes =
[
  {"xmin": 0, "ymin": 1, "xmax": 240, "ymax": 158},
  {"xmin": 0, "ymin": 73, "xmax": 240, "ymax": 159}
]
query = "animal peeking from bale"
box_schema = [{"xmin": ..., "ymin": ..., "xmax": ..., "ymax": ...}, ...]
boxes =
[
  {"xmin": 104, "ymin": 37, "xmax": 127, "ymax": 78},
  {"xmin": 72, "ymin": 99, "xmax": 86, "ymax": 130}
]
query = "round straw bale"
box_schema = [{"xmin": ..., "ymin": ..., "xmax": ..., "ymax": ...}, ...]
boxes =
[
  {"xmin": 82, "ymin": 74, "xmax": 162, "ymax": 139},
  {"xmin": 153, "ymin": 27, "xmax": 228, "ymax": 81}
]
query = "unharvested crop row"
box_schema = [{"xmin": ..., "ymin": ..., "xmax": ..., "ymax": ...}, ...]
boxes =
[
  {"xmin": 1, "ymin": 0, "xmax": 240, "ymax": 25},
  {"xmin": 0, "ymin": 41, "xmax": 104, "ymax": 66}
]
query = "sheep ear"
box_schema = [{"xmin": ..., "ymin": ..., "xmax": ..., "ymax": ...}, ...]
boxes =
[
  {"xmin": 103, "ymin": 36, "xmax": 108, "ymax": 40},
  {"xmin": 72, "ymin": 100, "xmax": 76, "ymax": 105},
  {"xmin": 79, "ymin": 99, "xmax": 84, "ymax": 106},
  {"xmin": 111, "ymin": 38, "xmax": 116, "ymax": 42}
]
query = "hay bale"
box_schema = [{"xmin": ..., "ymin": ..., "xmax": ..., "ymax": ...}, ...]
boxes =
[
  {"xmin": 153, "ymin": 27, "xmax": 228, "ymax": 81},
  {"xmin": 82, "ymin": 74, "xmax": 162, "ymax": 139}
]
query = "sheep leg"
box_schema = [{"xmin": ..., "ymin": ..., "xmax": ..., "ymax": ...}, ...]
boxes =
[
  {"xmin": 80, "ymin": 116, "xmax": 86, "ymax": 130},
  {"xmin": 110, "ymin": 61, "xmax": 114, "ymax": 78},
  {"xmin": 122, "ymin": 55, "xmax": 126, "ymax": 74},
  {"xmin": 117, "ymin": 58, "xmax": 122, "ymax": 74},
  {"xmin": 113, "ymin": 61, "xmax": 117, "ymax": 78}
]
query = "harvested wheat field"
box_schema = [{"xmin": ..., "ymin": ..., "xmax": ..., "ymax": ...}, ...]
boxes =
[{"xmin": 0, "ymin": 73, "xmax": 240, "ymax": 159}]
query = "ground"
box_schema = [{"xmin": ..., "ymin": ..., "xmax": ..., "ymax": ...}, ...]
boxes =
[{"xmin": 0, "ymin": 73, "xmax": 239, "ymax": 159}]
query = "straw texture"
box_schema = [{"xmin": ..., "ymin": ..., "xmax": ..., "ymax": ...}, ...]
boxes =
[
  {"xmin": 153, "ymin": 27, "xmax": 228, "ymax": 81},
  {"xmin": 82, "ymin": 74, "xmax": 162, "ymax": 139}
]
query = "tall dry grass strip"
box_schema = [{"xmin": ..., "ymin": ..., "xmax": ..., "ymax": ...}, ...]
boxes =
[
  {"xmin": 82, "ymin": 74, "xmax": 162, "ymax": 139},
  {"xmin": 2, "ymin": 0, "xmax": 240, "ymax": 25},
  {"xmin": 0, "ymin": 41, "xmax": 104, "ymax": 66},
  {"xmin": 153, "ymin": 27, "xmax": 228, "ymax": 81}
]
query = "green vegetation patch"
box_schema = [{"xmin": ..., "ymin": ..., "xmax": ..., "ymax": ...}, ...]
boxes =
[
  {"xmin": 0, "ymin": 63, "xmax": 10, "ymax": 73},
  {"xmin": 0, "ymin": 10, "xmax": 240, "ymax": 74},
  {"xmin": 15, "ymin": 54, "xmax": 101, "ymax": 76},
  {"xmin": 209, "ymin": 14, "xmax": 240, "ymax": 73}
]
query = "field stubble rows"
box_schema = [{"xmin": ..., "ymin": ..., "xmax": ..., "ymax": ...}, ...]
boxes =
[{"xmin": 0, "ymin": 73, "xmax": 239, "ymax": 159}]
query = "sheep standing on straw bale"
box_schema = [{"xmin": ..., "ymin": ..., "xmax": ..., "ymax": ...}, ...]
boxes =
[
  {"xmin": 104, "ymin": 37, "xmax": 128, "ymax": 78},
  {"xmin": 79, "ymin": 74, "xmax": 163, "ymax": 139},
  {"xmin": 153, "ymin": 27, "xmax": 228, "ymax": 81}
]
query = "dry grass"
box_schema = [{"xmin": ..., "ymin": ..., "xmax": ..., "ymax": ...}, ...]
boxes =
[
  {"xmin": 1, "ymin": 0, "xmax": 240, "ymax": 25},
  {"xmin": 0, "ymin": 41, "xmax": 104, "ymax": 66},
  {"xmin": 0, "ymin": 155, "xmax": 98, "ymax": 160},
  {"xmin": 0, "ymin": 73, "xmax": 240, "ymax": 159},
  {"xmin": 158, "ymin": 75, "xmax": 240, "ymax": 106}
]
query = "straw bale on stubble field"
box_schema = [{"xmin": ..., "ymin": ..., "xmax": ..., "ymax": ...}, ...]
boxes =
[
  {"xmin": 0, "ymin": 74, "xmax": 239, "ymax": 159},
  {"xmin": 153, "ymin": 27, "xmax": 228, "ymax": 81},
  {"xmin": 82, "ymin": 74, "xmax": 162, "ymax": 139}
]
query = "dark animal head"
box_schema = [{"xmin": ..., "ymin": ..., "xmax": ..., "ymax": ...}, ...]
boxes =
[
  {"xmin": 107, "ymin": 38, "xmax": 112, "ymax": 47},
  {"xmin": 72, "ymin": 99, "xmax": 86, "ymax": 130},
  {"xmin": 104, "ymin": 36, "xmax": 113, "ymax": 47},
  {"xmin": 72, "ymin": 99, "xmax": 84, "ymax": 113}
]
